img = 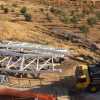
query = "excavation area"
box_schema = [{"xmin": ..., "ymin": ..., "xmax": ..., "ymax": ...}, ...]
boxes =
[{"xmin": 0, "ymin": 60, "xmax": 100, "ymax": 100}]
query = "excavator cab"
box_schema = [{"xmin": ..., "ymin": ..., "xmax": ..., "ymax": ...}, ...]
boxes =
[
  {"xmin": 76, "ymin": 63, "xmax": 100, "ymax": 92},
  {"xmin": 75, "ymin": 64, "xmax": 91, "ymax": 90}
]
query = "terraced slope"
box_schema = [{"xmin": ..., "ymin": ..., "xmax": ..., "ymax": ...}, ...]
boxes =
[{"xmin": 0, "ymin": 0, "xmax": 99, "ymax": 62}]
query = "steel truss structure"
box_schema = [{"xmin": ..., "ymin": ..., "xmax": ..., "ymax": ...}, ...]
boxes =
[{"xmin": 0, "ymin": 41, "xmax": 69, "ymax": 78}]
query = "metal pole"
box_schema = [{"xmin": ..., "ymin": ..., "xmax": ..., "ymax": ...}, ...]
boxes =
[
  {"xmin": 36, "ymin": 56, "xmax": 39, "ymax": 71},
  {"xmin": 52, "ymin": 56, "xmax": 55, "ymax": 71},
  {"xmin": 20, "ymin": 56, "xmax": 25, "ymax": 71}
]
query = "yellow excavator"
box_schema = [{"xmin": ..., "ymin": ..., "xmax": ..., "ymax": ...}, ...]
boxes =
[{"xmin": 75, "ymin": 63, "xmax": 100, "ymax": 92}]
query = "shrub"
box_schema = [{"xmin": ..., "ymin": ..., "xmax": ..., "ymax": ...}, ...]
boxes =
[
  {"xmin": 12, "ymin": 3, "xmax": 17, "ymax": 7},
  {"xmin": 24, "ymin": 13, "xmax": 32, "ymax": 22},
  {"xmin": 79, "ymin": 25, "xmax": 89, "ymax": 33},
  {"xmin": 3, "ymin": 7, "xmax": 9, "ymax": 13},
  {"xmin": 89, "ymin": 4, "xmax": 95, "ymax": 13},
  {"xmin": 70, "ymin": 15, "xmax": 79, "ymax": 24},
  {"xmin": 46, "ymin": 13, "xmax": 52, "ymax": 21},
  {"xmin": 60, "ymin": 15, "xmax": 70, "ymax": 24},
  {"xmin": 70, "ymin": 15, "xmax": 79, "ymax": 27},
  {"xmin": 40, "ymin": 8, "xmax": 44, "ymax": 12},
  {"xmin": 87, "ymin": 17, "xmax": 97, "ymax": 26},
  {"xmin": 82, "ymin": 9, "xmax": 90, "ymax": 15},
  {"xmin": 96, "ymin": 11, "xmax": 100, "ymax": 20},
  {"xmin": 50, "ymin": 7, "xmax": 64, "ymax": 16},
  {"xmin": 0, "ymin": 4, "xmax": 4, "ymax": 10},
  {"xmin": 20, "ymin": 6, "xmax": 27, "ymax": 15},
  {"xmin": 70, "ymin": 10, "xmax": 74, "ymax": 16},
  {"xmin": 49, "ymin": 6, "xmax": 55, "ymax": 13},
  {"xmin": 11, "ymin": 8, "xmax": 15, "ymax": 12}
]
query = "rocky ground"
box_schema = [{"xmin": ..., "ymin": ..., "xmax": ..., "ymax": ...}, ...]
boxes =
[{"xmin": 0, "ymin": 0, "xmax": 99, "ymax": 100}]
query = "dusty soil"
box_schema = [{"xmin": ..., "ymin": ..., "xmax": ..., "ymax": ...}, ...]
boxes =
[{"xmin": 0, "ymin": 0, "xmax": 99, "ymax": 100}]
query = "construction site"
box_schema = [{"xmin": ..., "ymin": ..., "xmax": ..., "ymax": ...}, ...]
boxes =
[{"xmin": 0, "ymin": 0, "xmax": 99, "ymax": 100}]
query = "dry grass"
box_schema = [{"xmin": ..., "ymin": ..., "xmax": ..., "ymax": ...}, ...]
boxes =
[{"xmin": 0, "ymin": 0, "xmax": 99, "ymax": 58}]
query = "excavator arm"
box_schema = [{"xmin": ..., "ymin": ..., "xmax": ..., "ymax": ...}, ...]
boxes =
[{"xmin": 0, "ymin": 87, "xmax": 57, "ymax": 100}]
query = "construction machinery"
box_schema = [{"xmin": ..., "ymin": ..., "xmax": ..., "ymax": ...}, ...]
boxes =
[
  {"xmin": 76, "ymin": 63, "xmax": 100, "ymax": 92},
  {"xmin": 0, "ymin": 87, "xmax": 57, "ymax": 100}
]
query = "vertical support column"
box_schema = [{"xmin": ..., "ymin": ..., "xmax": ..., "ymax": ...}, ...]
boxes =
[
  {"xmin": 36, "ymin": 56, "xmax": 39, "ymax": 71},
  {"xmin": 20, "ymin": 56, "xmax": 25, "ymax": 71},
  {"xmin": 6, "ymin": 57, "xmax": 12, "ymax": 69},
  {"xmin": 52, "ymin": 56, "xmax": 55, "ymax": 71},
  {"xmin": 34, "ymin": 56, "xmax": 40, "ymax": 78},
  {"xmin": 28, "ymin": 79, "xmax": 31, "ymax": 88}
]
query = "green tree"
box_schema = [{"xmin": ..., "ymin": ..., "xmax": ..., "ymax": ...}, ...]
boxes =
[{"xmin": 79, "ymin": 25, "xmax": 89, "ymax": 38}]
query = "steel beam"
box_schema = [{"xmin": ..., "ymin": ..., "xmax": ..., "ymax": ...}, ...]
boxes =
[{"xmin": 0, "ymin": 41, "xmax": 69, "ymax": 78}]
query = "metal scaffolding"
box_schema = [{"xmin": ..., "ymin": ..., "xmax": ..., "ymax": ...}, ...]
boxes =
[{"xmin": 0, "ymin": 41, "xmax": 69, "ymax": 78}]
